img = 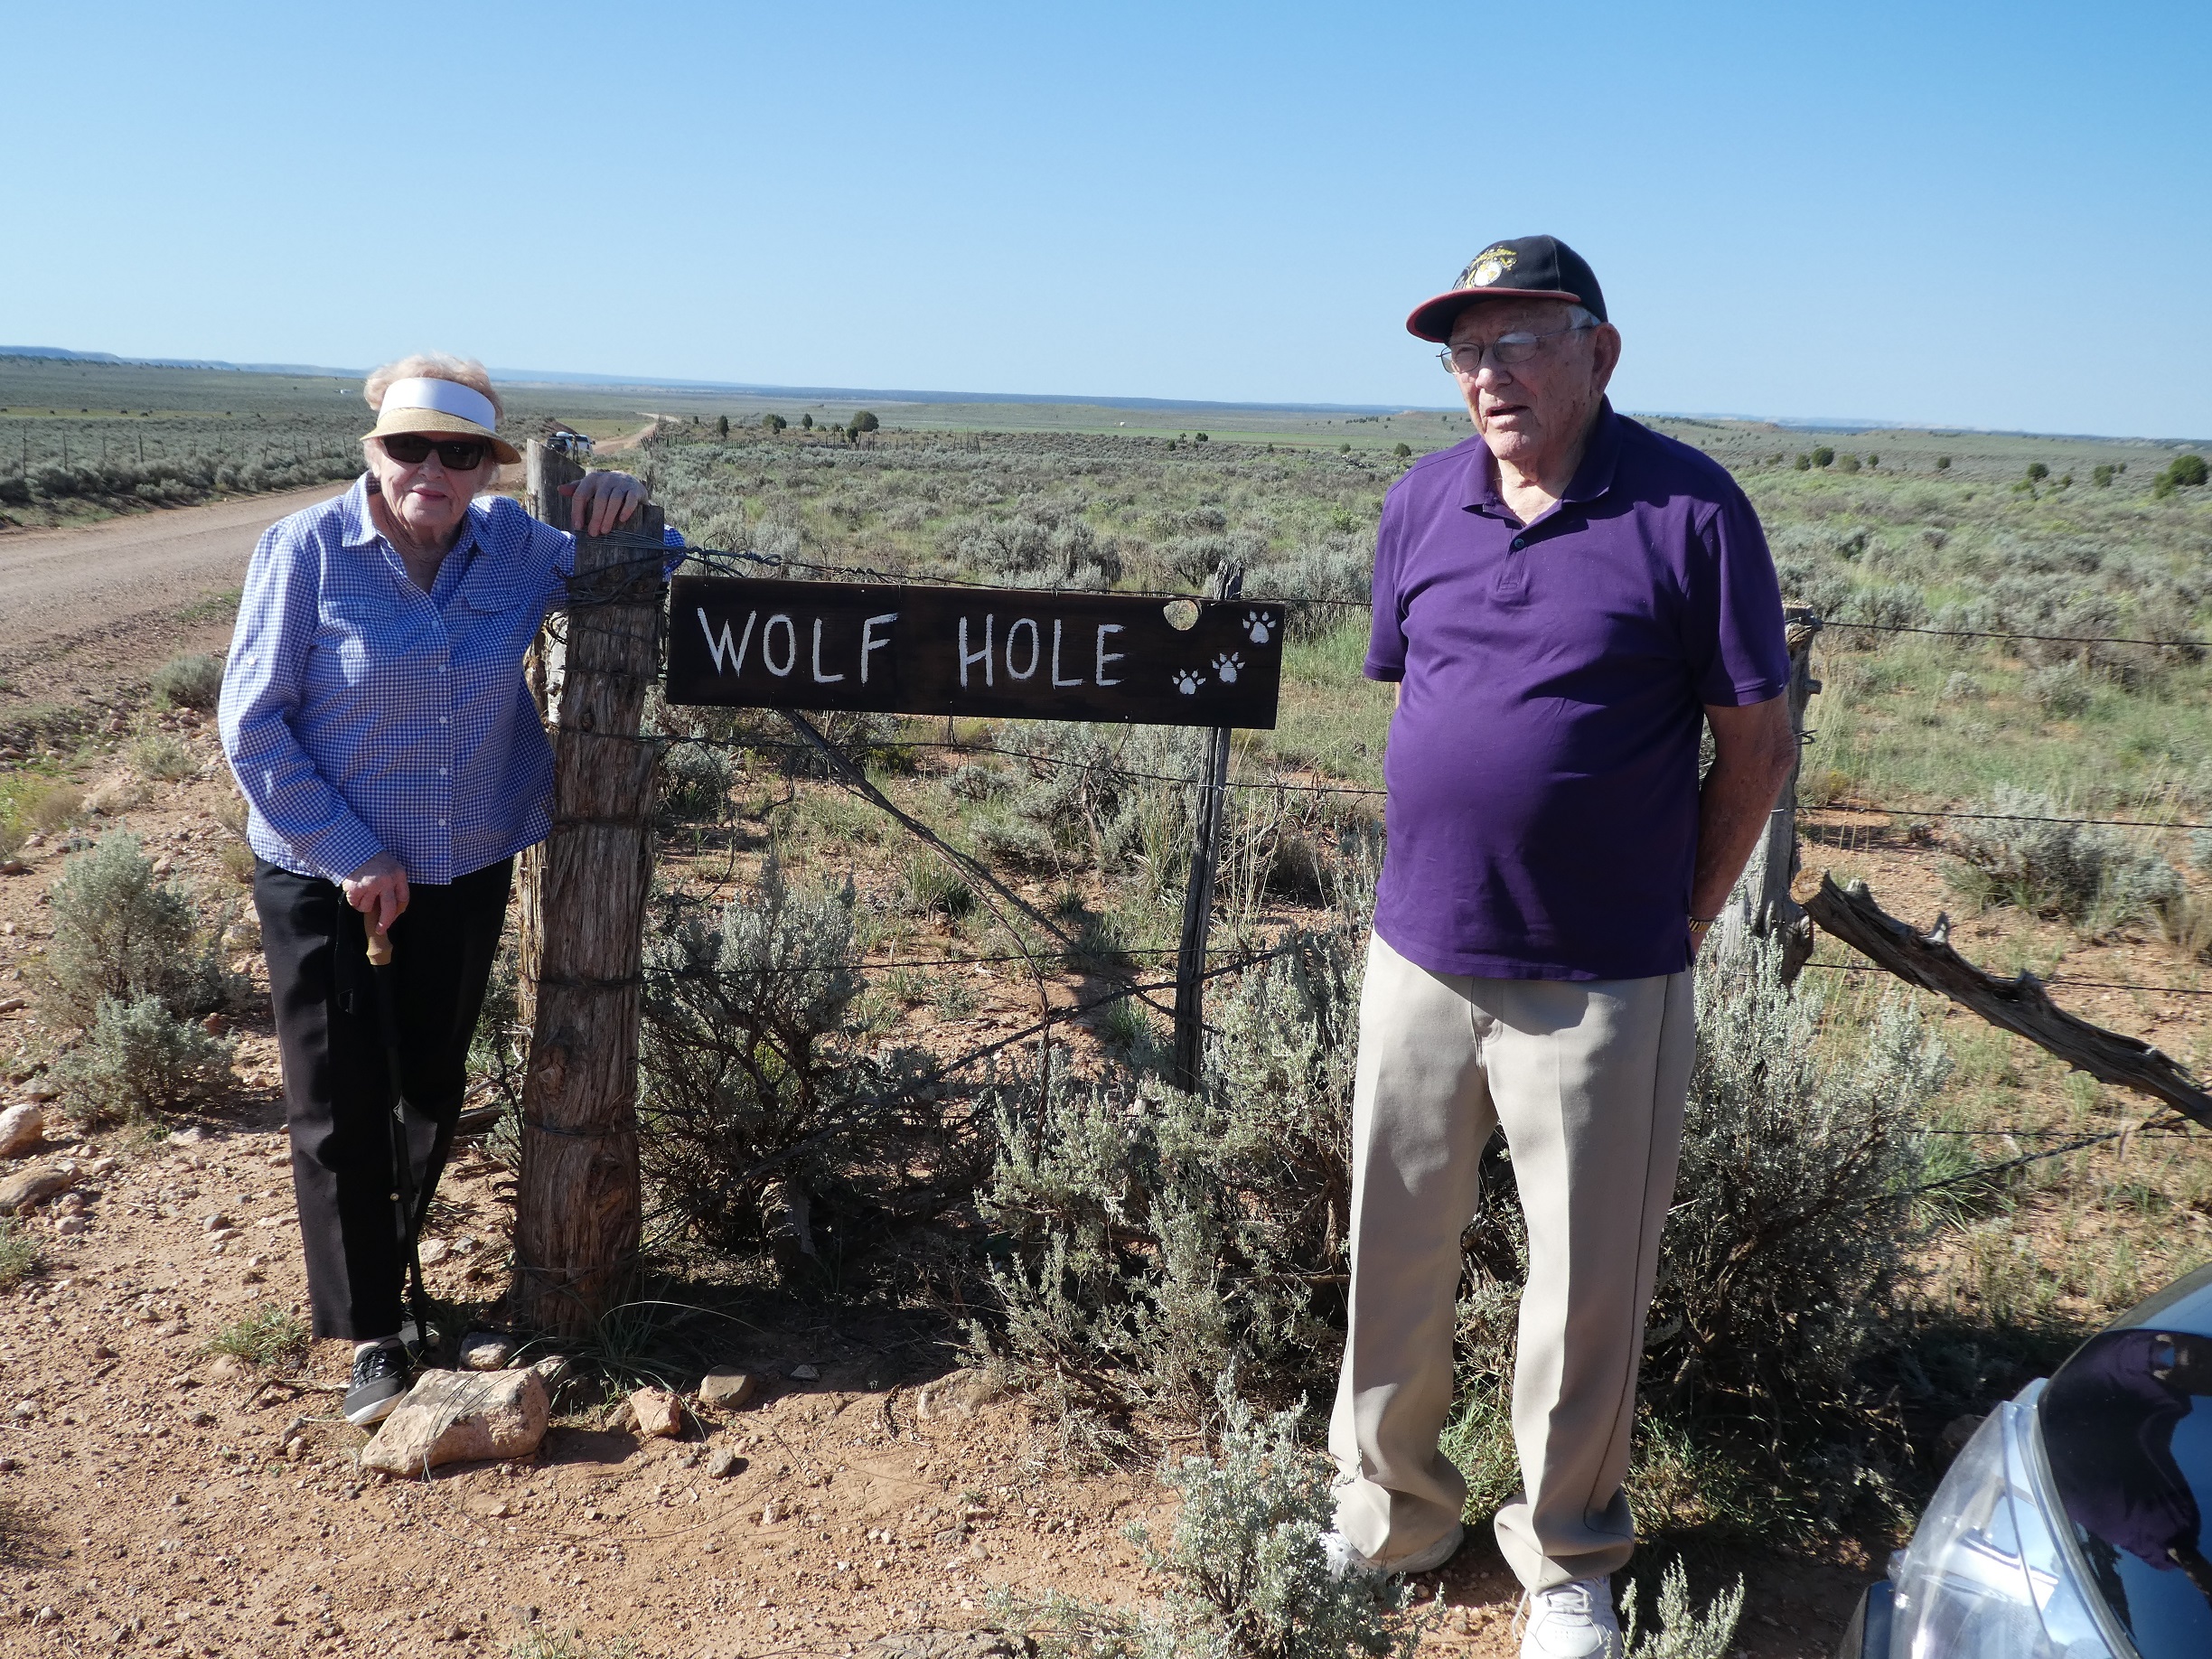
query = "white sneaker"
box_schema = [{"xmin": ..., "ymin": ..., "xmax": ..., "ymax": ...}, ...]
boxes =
[
  {"xmin": 1519, "ymin": 1577, "xmax": 1622, "ymax": 1659},
  {"xmin": 1320, "ymin": 1521, "xmax": 1464, "ymax": 1579}
]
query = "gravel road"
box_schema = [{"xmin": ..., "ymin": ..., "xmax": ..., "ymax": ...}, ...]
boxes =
[{"xmin": 0, "ymin": 483, "xmax": 342, "ymax": 660}]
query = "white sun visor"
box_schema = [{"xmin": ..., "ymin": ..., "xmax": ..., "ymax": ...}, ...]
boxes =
[{"xmin": 381, "ymin": 376, "xmax": 498, "ymax": 432}]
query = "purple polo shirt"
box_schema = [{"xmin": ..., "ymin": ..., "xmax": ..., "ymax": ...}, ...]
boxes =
[{"xmin": 1365, "ymin": 403, "xmax": 1789, "ymax": 980}]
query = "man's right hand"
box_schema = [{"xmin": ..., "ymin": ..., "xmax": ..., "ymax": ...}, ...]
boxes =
[{"xmin": 342, "ymin": 852, "xmax": 409, "ymax": 936}]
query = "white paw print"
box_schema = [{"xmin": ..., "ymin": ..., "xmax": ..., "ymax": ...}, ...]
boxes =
[
  {"xmin": 1243, "ymin": 610, "xmax": 1275, "ymax": 645},
  {"xmin": 1170, "ymin": 668, "xmax": 1207, "ymax": 695},
  {"xmin": 1212, "ymin": 651, "xmax": 1245, "ymax": 684}
]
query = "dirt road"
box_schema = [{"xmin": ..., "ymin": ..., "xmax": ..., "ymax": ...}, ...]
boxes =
[{"xmin": 0, "ymin": 484, "xmax": 343, "ymax": 662}]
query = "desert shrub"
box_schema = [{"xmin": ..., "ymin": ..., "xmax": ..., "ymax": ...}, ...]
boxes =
[
  {"xmin": 1642, "ymin": 931, "xmax": 1948, "ymax": 1411},
  {"xmin": 896, "ymin": 848, "xmax": 978, "ymax": 918},
  {"xmin": 40, "ymin": 832, "xmax": 236, "ymax": 1025},
  {"xmin": 2024, "ymin": 661, "xmax": 2094, "ymax": 718},
  {"xmin": 1245, "ymin": 534, "xmax": 1372, "ymax": 642},
  {"xmin": 130, "ymin": 732, "xmax": 199, "ymax": 782},
  {"xmin": 971, "ymin": 932, "xmax": 1357, "ymax": 1412},
  {"xmin": 2190, "ymin": 830, "xmax": 2212, "ymax": 874},
  {"xmin": 1949, "ymin": 785, "xmax": 2183, "ymax": 920},
  {"xmin": 149, "ymin": 652, "xmax": 224, "ymax": 709},
  {"xmin": 657, "ymin": 741, "xmax": 733, "ymax": 820},
  {"xmin": 1619, "ymin": 1561, "xmax": 1747, "ymax": 1659},
  {"xmin": 1939, "ymin": 672, "xmax": 1982, "ymax": 703},
  {"xmin": 636, "ymin": 862, "xmax": 943, "ymax": 1264},
  {"xmin": 0, "ymin": 1221, "xmax": 36, "ymax": 1292},
  {"xmin": 0, "ymin": 780, "xmax": 84, "ymax": 857},
  {"xmin": 206, "ymin": 1303, "xmax": 310, "ymax": 1369},
  {"xmin": 1008, "ymin": 1382, "xmax": 1425, "ymax": 1659},
  {"xmin": 52, "ymin": 995, "xmax": 235, "ymax": 1123}
]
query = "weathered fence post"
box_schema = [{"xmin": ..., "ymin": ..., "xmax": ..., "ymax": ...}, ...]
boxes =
[
  {"xmin": 514, "ymin": 441, "xmax": 572, "ymax": 1038},
  {"xmin": 512, "ymin": 458, "xmax": 668, "ymax": 1338},
  {"xmin": 1722, "ymin": 605, "xmax": 1822, "ymax": 979},
  {"xmin": 1171, "ymin": 564, "xmax": 1243, "ymax": 1092}
]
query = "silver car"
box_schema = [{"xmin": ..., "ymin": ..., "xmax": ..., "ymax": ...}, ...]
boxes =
[{"xmin": 1840, "ymin": 1263, "xmax": 2212, "ymax": 1658}]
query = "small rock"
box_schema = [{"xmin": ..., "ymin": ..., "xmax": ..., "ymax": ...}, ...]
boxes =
[
  {"xmin": 219, "ymin": 920, "xmax": 260, "ymax": 953},
  {"xmin": 601, "ymin": 1399, "xmax": 637, "ymax": 1433},
  {"xmin": 16, "ymin": 1079, "xmax": 57, "ymax": 1104},
  {"xmin": 529, "ymin": 1355, "xmax": 573, "ymax": 1394},
  {"xmin": 0, "ymin": 1104, "xmax": 42, "ymax": 1158},
  {"xmin": 205, "ymin": 1354, "xmax": 252, "ymax": 1383},
  {"xmin": 90, "ymin": 1342, "xmax": 117, "ymax": 1361},
  {"xmin": 282, "ymin": 1437, "xmax": 305, "ymax": 1461},
  {"xmin": 761, "ymin": 1500, "xmax": 780, "ymax": 1525},
  {"xmin": 184, "ymin": 1408, "xmax": 215, "ymax": 1428},
  {"xmin": 52, "ymin": 1214, "xmax": 86, "ymax": 1236},
  {"xmin": 417, "ymin": 1238, "xmax": 449, "ymax": 1266},
  {"xmin": 152, "ymin": 858, "xmax": 174, "ymax": 876},
  {"xmin": 360, "ymin": 1369, "xmax": 550, "ymax": 1477},
  {"xmin": 706, "ymin": 1448, "xmax": 743, "ymax": 1479},
  {"xmin": 914, "ymin": 1369, "xmax": 1003, "ymax": 1421},
  {"xmin": 202, "ymin": 1214, "xmax": 235, "ymax": 1233},
  {"xmin": 790, "ymin": 1364, "xmax": 820, "ymax": 1382},
  {"xmin": 0, "ymin": 864, "xmax": 23, "ymax": 879},
  {"xmin": 0, "ymin": 1164, "xmax": 74, "ymax": 1216},
  {"xmin": 88, "ymin": 1157, "xmax": 118, "ymax": 1176},
  {"xmin": 457, "ymin": 1333, "xmax": 515, "ymax": 1373},
  {"xmin": 201, "ymin": 1013, "xmax": 231, "ymax": 1037},
  {"xmin": 698, "ymin": 1367, "xmax": 761, "ymax": 1411},
  {"xmin": 151, "ymin": 1320, "xmax": 185, "ymax": 1339},
  {"xmin": 629, "ymin": 1386, "xmax": 683, "ymax": 1439}
]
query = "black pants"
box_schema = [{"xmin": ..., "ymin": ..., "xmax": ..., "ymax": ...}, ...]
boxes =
[{"xmin": 254, "ymin": 857, "xmax": 513, "ymax": 1341}]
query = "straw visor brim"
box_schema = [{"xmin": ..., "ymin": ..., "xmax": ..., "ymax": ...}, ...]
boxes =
[{"xmin": 363, "ymin": 405, "xmax": 521, "ymax": 466}]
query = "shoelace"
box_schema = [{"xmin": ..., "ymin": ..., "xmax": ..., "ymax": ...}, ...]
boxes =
[{"xmin": 1513, "ymin": 1581, "xmax": 1599, "ymax": 1641}]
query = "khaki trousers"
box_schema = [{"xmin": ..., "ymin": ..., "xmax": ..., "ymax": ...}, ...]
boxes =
[{"xmin": 1328, "ymin": 932, "xmax": 1692, "ymax": 1590}]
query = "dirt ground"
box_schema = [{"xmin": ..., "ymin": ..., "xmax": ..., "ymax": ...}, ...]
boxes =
[{"xmin": 0, "ymin": 492, "xmax": 2106, "ymax": 1658}]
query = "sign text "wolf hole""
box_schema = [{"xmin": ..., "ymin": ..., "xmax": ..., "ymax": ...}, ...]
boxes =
[{"xmin": 665, "ymin": 576, "xmax": 1283, "ymax": 728}]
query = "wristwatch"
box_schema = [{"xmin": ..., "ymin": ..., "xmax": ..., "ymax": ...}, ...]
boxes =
[{"xmin": 1688, "ymin": 914, "xmax": 1720, "ymax": 938}]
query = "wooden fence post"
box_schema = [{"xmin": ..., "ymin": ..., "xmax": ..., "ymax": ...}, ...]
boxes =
[
  {"xmin": 512, "ymin": 462, "xmax": 668, "ymax": 1339},
  {"xmin": 1171, "ymin": 564, "xmax": 1242, "ymax": 1092},
  {"xmin": 1721, "ymin": 605, "xmax": 1822, "ymax": 979},
  {"xmin": 514, "ymin": 441, "xmax": 573, "ymax": 1039}
]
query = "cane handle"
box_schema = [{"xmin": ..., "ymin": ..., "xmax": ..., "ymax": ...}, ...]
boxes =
[{"xmin": 366, "ymin": 920, "xmax": 394, "ymax": 968}]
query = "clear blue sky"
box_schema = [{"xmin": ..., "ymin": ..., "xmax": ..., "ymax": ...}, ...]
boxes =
[{"xmin": 6, "ymin": 2, "xmax": 2207, "ymax": 437}]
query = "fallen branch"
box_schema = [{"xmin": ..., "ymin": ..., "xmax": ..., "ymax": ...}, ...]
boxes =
[{"xmin": 1805, "ymin": 873, "xmax": 2212, "ymax": 1129}]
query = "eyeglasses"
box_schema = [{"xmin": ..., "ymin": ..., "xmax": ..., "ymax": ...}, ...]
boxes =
[
  {"xmin": 380, "ymin": 434, "xmax": 491, "ymax": 469},
  {"xmin": 1437, "ymin": 323, "xmax": 1593, "ymax": 376}
]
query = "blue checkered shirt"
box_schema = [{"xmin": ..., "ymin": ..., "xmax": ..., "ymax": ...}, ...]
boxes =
[{"xmin": 219, "ymin": 473, "xmax": 684, "ymax": 886}]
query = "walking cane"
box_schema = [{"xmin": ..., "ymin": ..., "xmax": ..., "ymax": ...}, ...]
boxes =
[{"xmin": 365, "ymin": 916, "xmax": 435, "ymax": 1356}]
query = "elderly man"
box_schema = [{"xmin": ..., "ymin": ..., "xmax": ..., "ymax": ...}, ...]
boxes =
[{"xmin": 1324, "ymin": 237, "xmax": 1796, "ymax": 1658}]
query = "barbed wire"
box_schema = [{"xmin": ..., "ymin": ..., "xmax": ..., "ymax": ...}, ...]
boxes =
[
  {"xmin": 1804, "ymin": 960, "xmax": 2212, "ymax": 998},
  {"xmin": 1824, "ymin": 618, "xmax": 2211, "ymax": 651},
  {"xmin": 1811, "ymin": 801, "xmax": 2212, "ymax": 831}
]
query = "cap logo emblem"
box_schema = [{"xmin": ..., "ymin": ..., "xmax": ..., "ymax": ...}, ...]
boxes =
[{"xmin": 1462, "ymin": 246, "xmax": 1515, "ymax": 288}]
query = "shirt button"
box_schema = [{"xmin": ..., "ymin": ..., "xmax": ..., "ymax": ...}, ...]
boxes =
[
  {"xmin": 438, "ymin": 819, "xmax": 448, "ymax": 827},
  {"xmin": 1511, "ymin": 537, "xmax": 1525, "ymax": 549}
]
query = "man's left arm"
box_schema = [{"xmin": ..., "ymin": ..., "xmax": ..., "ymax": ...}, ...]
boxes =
[{"xmin": 1691, "ymin": 696, "xmax": 1799, "ymax": 942}]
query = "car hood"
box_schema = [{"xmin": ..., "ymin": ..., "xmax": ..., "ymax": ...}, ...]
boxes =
[{"xmin": 2038, "ymin": 1262, "xmax": 2212, "ymax": 1659}]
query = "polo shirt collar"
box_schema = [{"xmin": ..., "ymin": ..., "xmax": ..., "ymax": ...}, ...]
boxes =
[{"xmin": 1457, "ymin": 398, "xmax": 1624, "ymax": 514}]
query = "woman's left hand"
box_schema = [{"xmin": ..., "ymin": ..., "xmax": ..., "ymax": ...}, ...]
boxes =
[{"xmin": 558, "ymin": 472, "xmax": 647, "ymax": 538}]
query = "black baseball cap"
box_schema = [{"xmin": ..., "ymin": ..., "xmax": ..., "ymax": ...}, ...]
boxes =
[{"xmin": 1405, "ymin": 235, "xmax": 1608, "ymax": 341}]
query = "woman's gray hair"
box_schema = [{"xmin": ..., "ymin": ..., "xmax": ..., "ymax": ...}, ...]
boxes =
[{"xmin": 362, "ymin": 353, "xmax": 504, "ymax": 420}]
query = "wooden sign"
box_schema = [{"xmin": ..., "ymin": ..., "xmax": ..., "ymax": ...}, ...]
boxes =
[{"xmin": 665, "ymin": 576, "xmax": 1284, "ymax": 728}]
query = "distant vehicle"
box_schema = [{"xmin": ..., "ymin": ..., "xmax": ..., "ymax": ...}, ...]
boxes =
[
  {"xmin": 1840, "ymin": 1263, "xmax": 2212, "ymax": 1658},
  {"xmin": 546, "ymin": 428, "xmax": 595, "ymax": 458}
]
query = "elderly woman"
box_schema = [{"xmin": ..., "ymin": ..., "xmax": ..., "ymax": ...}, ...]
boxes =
[{"xmin": 219, "ymin": 354, "xmax": 676, "ymax": 1426}]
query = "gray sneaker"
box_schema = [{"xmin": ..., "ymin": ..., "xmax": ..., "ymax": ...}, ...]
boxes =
[
  {"xmin": 343, "ymin": 1343, "xmax": 415, "ymax": 1427},
  {"xmin": 1321, "ymin": 1521, "xmax": 1465, "ymax": 1579}
]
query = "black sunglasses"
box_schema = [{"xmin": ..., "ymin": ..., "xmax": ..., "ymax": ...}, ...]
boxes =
[{"xmin": 380, "ymin": 434, "xmax": 491, "ymax": 469}]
